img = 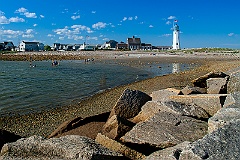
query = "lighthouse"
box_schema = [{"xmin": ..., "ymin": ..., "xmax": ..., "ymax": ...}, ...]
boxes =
[{"xmin": 172, "ymin": 22, "xmax": 180, "ymax": 50}]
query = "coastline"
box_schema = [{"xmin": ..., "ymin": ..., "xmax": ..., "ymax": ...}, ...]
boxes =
[{"xmin": 0, "ymin": 51, "xmax": 239, "ymax": 138}]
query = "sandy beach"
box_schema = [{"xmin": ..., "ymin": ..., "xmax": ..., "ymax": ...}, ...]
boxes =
[{"xmin": 0, "ymin": 51, "xmax": 239, "ymax": 138}]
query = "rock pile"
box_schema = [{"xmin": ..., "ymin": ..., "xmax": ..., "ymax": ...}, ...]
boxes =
[{"xmin": 1, "ymin": 68, "xmax": 240, "ymax": 159}]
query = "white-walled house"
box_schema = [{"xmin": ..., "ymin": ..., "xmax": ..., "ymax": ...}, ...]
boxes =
[{"xmin": 19, "ymin": 41, "xmax": 44, "ymax": 51}]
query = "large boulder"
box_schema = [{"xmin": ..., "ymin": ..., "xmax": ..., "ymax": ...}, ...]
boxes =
[
  {"xmin": 151, "ymin": 88, "xmax": 182, "ymax": 102},
  {"xmin": 96, "ymin": 133, "xmax": 146, "ymax": 160},
  {"xmin": 206, "ymin": 77, "xmax": 228, "ymax": 94},
  {"xmin": 0, "ymin": 135, "xmax": 124, "ymax": 160},
  {"xmin": 120, "ymin": 111, "xmax": 207, "ymax": 150},
  {"xmin": 169, "ymin": 94, "xmax": 228, "ymax": 116},
  {"xmin": 180, "ymin": 119, "xmax": 240, "ymax": 160},
  {"xmin": 102, "ymin": 115, "xmax": 135, "ymax": 140},
  {"xmin": 192, "ymin": 71, "xmax": 229, "ymax": 88},
  {"xmin": 226, "ymin": 67, "xmax": 240, "ymax": 93},
  {"xmin": 108, "ymin": 89, "xmax": 151, "ymax": 119}
]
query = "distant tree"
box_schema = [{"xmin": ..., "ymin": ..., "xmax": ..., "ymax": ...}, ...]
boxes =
[{"xmin": 44, "ymin": 45, "xmax": 51, "ymax": 51}]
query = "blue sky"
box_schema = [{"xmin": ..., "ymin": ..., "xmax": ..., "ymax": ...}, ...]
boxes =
[{"xmin": 0, "ymin": 0, "xmax": 240, "ymax": 49}]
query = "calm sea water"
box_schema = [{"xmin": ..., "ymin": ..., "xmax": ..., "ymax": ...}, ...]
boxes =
[{"xmin": 0, "ymin": 60, "xmax": 193, "ymax": 117}]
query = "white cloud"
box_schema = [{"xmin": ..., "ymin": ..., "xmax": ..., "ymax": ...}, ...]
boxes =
[
  {"xmin": 47, "ymin": 34, "xmax": 55, "ymax": 37},
  {"xmin": 103, "ymin": 38, "xmax": 109, "ymax": 41},
  {"xmin": 128, "ymin": 17, "xmax": 133, "ymax": 20},
  {"xmin": 0, "ymin": 29, "xmax": 23, "ymax": 38},
  {"xmin": 22, "ymin": 34, "xmax": 34, "ymax": 38},
  {"xmin": 15, "ymin": 7, "xmax": 37, "ymax": 18},
  {"xmin": 0, "ymin": 15, "xmax": 9, "ymax": 24},
  {"xmin": 168, "ymin": 16, "xmax": 176, "ymax": 20},
  {"xmin": 123, "ymin": 17, "xmax": 127, "ymax": 21},
  {"xmin": 40, "ymin": 15, "xmax": 44, "ymax": 18},
  {"xmin": 228, "ymin": 33, "xmax": 234, "ymax": 37},
  {"xmin": 162, "ymin": 34, "xmax": 172, "ymax": 37},
  {"xmin": 26, "ymin": 29, "xmax": 34, "ymax": 34},
  {"xmin": 92, "ymin": 22, "xmax": 107, "ymax": 29},
  {"xmin": 166, "ymin": 21, "xmax": 171, "ymax": 25},
  {"xmin": 149, "ymin": 25, "xmax": 154, "ymax": 28},
  {"xmin": 33, "ymin": 24, "xmax": 37, "ymax": 27},
  {"xmin": 71, "ymin": 15, "xmax": 80, "ymax": 20},
  {"xmin": 92, "ymin": 11, "xmax": 96, "ymax": 14},
  {"xmin": 59, "ymin": 37, "xmax": 64, "ymax": 40},
  {"xmin": 9, "ymin": 17, "xmax": 25, "ymax": 23},
  {"xmin": 135, "ymin": 16, "xmax": 138, "ymax": 20}
]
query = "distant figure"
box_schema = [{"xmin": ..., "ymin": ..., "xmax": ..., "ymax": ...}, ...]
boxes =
[{"xmin": 52, "ymin": 60, "xmax": 59, "ymax": 66}]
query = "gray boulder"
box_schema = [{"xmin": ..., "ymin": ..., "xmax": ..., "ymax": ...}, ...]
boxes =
[
  {"xmin": 180, "ymin": 119, "xmax": 240, "ymax": 160},
  {"xmin": 108, "ymin": 89, "xmax": 151, "ymax": 119},
  {"xmin": 0, "ymin": 135, "xmax": 124, "ymax": 160},
  {"xmin": 206, "ymin": 77, "xmax": 228, "ymax": 94},
  {"xmin": 151, "ymin": 88, "xmax": 182, "ymax": 102},
  {"xmin": 226, "ymin": 67, "xmax": 240, "ymax": 93},
  {"xmin": 120, "ymin": 111, "xmax": 207, "ymax": 149}
]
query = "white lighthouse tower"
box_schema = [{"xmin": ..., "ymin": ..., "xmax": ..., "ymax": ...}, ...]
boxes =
[{"xmin": 172, "ymin": 23, "xmax": 180, "ymax": 50}]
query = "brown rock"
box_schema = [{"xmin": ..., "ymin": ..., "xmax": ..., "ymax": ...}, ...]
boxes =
[
  {"xmin": 151, "ymin": 88, "xmax": 182, "ymax": 102},
  {"xmin": 206, "ymin": 77, "xmax": 228, "ymax": 94},
  {"xmin": 108, "ymin": 89, "xmax": 151, "ymax": 119}
]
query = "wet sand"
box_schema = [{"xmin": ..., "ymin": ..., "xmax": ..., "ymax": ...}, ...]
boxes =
[{"xmin": 0, "ymin": 51, "xmax": 239, "ymax": 138}]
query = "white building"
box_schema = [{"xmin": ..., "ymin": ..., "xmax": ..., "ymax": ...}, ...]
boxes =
[
  {"xmin": 19, "ymin": 41, "xmax": 44, "ymax": 51},
  {"xmin": 172, "ymin": 24, "xmax": 180, "ymax": 50}
]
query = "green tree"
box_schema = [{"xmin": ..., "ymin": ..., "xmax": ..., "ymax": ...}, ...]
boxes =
[{"xmin": 44, "ymin": 45, "xmax": 51, "ymax": 51}]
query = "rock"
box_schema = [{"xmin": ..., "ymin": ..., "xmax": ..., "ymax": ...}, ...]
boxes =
[
  {"xmin": 0, "ymin": 135, "xmax": 124, "ymax": 160},
  {"xmin": 208, "ymin": 107, "xmax": 240, "ymax": 133},
  {"xmin": 181, "ymin": 85, "xmax": 207, "ymax": 95},
  {"xmin": 192, "ymin": 71, "xmax": 229, "ymax": 88},
  {"xmin": 206, "ymin": 77, "xmax": 228, "ymax": 94},
  {"xmin": 108, "ymin": 89, "xmax": 151, "ymax": 119},
  {"xmin": 180, "ymin": 119, "xmax": 240, "ymax": 160},
  {"xmin": 96, "ymin": 133, "xmax": 146, "ymax": 160},
  {"xmin": 151, "ymin": 88, "xmax": 182, "ymax": 102},
  {"xmin": 208, "ymin": 92, "xmax": 240, "ymax": 133},
  {"xmin": 102, "ymin": 115, "xmax": 135, "ymax": 140},
  {"xmin": 120, "ymin": 111, "xmax": 207, "ymax": 150},
  {"xmin": 145, "ymin": 141, "xmax": 190, "ymax": 160},
  {"xmin": 0, "ymin": 129, "xmax": 22, "ymax": 151},
  {"xmin": 130, "ymin": 101, "xmax": 176, "ymax": 123},
  {"xmin": 163, "ymin": 101, "xmax": 210, "ymax": 120},
  {"xmin": 169, "ymin": 94, "xmax": 228, "ymax": 116},
  {"xmin": 226, "ymin": 67, "xmax": 240, "ymax": 93}
]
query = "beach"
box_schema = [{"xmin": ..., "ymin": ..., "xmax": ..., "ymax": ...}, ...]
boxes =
[{"xmin": 0, "ymin": 51, "xmax": 239, "ymax": 138}]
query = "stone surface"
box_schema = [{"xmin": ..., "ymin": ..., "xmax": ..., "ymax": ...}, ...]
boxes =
[
  {"xmin": 226, "ymin": 67, "xmax": 240, "ymax": 93},
  {"xmin": 191, "ymin": 71, "xmax": 229, "ymax": 88},
  {"xmin": 151, "ymin": 88, "xmax": 182, "ymax": 102},
  {"xmin": 180, "ymin": 119, "xmax": 240, "ymax": 160},
  {"xmin": 96, "ymin": 133, "xmax": 145, "ymax": 160},
  {"xmin": 163, "ymin": 101, "xmax": 210, "ymax": 120},
  {"xmin": 169, "ymin": 94, "xmax": 228, "ymax": 116},
  {"xmin": 145, "ymin": 141, "xmax": 190, "ymax": 160},
  {"xmin": 181, "ymin": 85, "xmax": 207, "ymax": 95},
  {"xmin": 0, "ymin": 135, "xmax": 124, "ymax": 160},
  {"xmin": 108, "ymin": 89, "xmax": 151, "ymax": 120},
  {"xmin": 102, "ymin": 115, "xmax": 135, "ymax": 140},
  {"xmin": 206, "ymin": 77, "xmax": 228, "ymax": 94},
  {"xmin": 120, "ymin": 111, "xmax": 207, "ymax": 149}
]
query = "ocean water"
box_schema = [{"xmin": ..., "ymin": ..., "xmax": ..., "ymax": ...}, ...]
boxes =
[{"xmin": 0, "ymin": 60, "xmax": 193, "ymax": 117}]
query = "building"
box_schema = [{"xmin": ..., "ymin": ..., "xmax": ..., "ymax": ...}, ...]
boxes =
[
  {"xmin": 141, "ymin": 43, "xmax": 152, "ymax": 50},
  {"xmin": 19, "ymin": 41, "xmax": 44, "ymax": 52},
  {"xmin": 116, "ymin": 42, "xmax": 128, "ymax": 50},
  {"xmin": 0, "ymin": 41, "xmax": 15, "ymax": 51},
  {"xmin": 100, "ymin": 40, "xmax": 118, "ymax": 50},
  {"xmin": 127, "ymin": 36, "xmax": 141, "ymax": 50},
  {"xmin": 153, "ymin": 46, "xmax": 172, "ymax": 50},
  {"xmin": 172, "ymin": 23, "xmax": 180, "ymax": 50}
]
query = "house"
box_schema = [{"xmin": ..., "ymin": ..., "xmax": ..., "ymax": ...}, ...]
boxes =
[
  {"xmin": 0, "ymin": 43, "xmax": 4, "ymax": 51},
  {"xmin": 100, "ymin": 40, "xmax": 118, "ymax": 50},
  {"xmin": 127, "ymin": 36, "xmax": 141, "ymax": 50},
  {"xmin": 153, "ymin": 46, "xmax": 172, "ymax": 51},
  {"xmin": 0, "ymin": 41, "xmax": 15, "ymax": 51},
  {"xmin": 19, "ymin": 41, "xmax": 44, "ymax": 52},
  {"xmin": 116, "ymin": 42, "xmax": 128, "ymax": 50},
  {"xmin": 141, "ymin": 43, "xmax": 152, "ymax": 50}
]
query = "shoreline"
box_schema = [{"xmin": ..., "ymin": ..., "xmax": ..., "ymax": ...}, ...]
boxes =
[{"xmin": 0, "ymin": 51, "xmax": 239, "ymax": 138}]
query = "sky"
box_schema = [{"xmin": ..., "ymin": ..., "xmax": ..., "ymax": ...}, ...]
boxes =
[{"xmin": 0, "ymin": 0, "xmax": 240, "ymax": 49}]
